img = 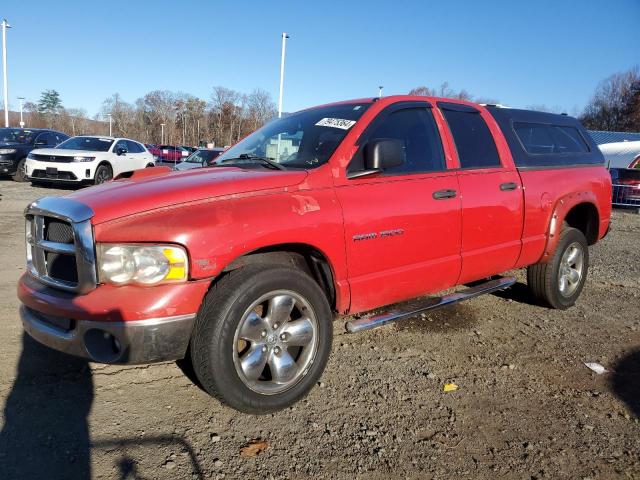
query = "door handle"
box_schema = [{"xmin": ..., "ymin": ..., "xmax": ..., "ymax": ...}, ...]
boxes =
[
  {"xmin": 500, "ymin": 182, "xmax": 518, "ymax": 191},
  {"xmin": 432, "ymin": 189, "xmax": 457, "ymax": 200}
]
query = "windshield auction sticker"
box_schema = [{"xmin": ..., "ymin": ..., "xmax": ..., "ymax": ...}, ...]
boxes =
[{"xmin": 315, "ymin": 118, "xmax": 357, "ymax": 130}]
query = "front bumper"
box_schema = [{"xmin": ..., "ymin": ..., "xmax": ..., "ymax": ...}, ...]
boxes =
[
  {"xmin": 21, "ymin": 305, "xmax": 195, "ymax": 364},
  {"xmin": 25, "ymin": 159, "xmax": 95, "ymax": 183},
  {"xmin": 0, "ymin": 154, "xmax": 18, "ymax": 174}
]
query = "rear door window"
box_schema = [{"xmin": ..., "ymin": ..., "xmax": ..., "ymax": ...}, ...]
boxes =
[
  {"xmin": 126, "ymin": 140, "xmax": 142, "ymax": 153},
  {"xmin": 439, "ymin": 104, "xmax": 501, "ymax": 169}
]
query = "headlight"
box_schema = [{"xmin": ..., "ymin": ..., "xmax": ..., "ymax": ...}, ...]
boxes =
[
  {"xmin": 0, "ymin": 148, "xmax": 17, "ymax": 154},
  {"xmin": 97, "ymin": 244, "xmax": 188, "ymax": 286},
  {"xmin": 72, "ymin": 156, "xmax": 95, "ymax": 162}
]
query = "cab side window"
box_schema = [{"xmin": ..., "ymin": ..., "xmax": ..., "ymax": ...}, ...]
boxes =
[
  {"xmin": 439, "ymin": 103, "xmax": 501, "ymax": 169},
  {"xmin": 349, "ymin": 107, "xmax": 445, "ymax": 175}
]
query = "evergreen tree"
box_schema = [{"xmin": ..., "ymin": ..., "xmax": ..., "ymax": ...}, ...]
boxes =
[{"xmin": 37, "ymin": 90, "xmax": 63, "ymax": 114}]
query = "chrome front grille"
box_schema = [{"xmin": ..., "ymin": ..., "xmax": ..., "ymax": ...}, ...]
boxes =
[{"xmin": 24, "ymin": 197, "xmax": 97, "ymax": 294}]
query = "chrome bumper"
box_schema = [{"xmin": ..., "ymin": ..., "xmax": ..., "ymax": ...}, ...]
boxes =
[{"xmin": 20, "ymin": 305, "xmax": 195, "ymax": 365}]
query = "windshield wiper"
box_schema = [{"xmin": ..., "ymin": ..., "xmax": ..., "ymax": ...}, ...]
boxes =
[{"xmin": 217, "ymin": 153, "xmax": 287, "ymax": 171}]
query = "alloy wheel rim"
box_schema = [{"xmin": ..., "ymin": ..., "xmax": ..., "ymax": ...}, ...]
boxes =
[
  {"xmin": 558, "ymin": 241, "xmax": 584, "ymax": 297},
  {"xmin": 232, "ymin": 290, "xmax": 318, "ymax": 395},
  {"xmin": 96, "ymin": 169, "xmax": 111, "ymax": 183}
]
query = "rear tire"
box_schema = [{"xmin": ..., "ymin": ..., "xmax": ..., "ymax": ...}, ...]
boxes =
[
  {"xmin": 190, "ymin": 265, "xmax": 333, "ymax": 414},
  {"xmin": 12, "ymin": 158, "xmax": 27, "ymax": 182},
  {"xmin": 94, "ymin": 164, "xmax": 112, "ymax": 184},
  {"xmin": 527, "ymin": 227, "xmax": 589, "ymax": 309}
]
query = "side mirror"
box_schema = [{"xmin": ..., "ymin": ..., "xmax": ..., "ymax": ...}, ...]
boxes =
[
  {"xmin": 116, "ymin": 147, "xmax": 127, "ymax": 156},
  {"xmin": 365, "ymin": 138, "xmax": 405, "ymax": 170}
]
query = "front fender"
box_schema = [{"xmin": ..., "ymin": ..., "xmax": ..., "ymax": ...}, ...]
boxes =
[{"xmin": 93, "ymin": 189, "xmax": 350, "ymax": 310}]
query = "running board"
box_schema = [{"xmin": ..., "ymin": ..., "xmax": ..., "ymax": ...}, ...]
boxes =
[{"xmin": 345, "ymin": 276, "xmax": 516, "ymax": 333}]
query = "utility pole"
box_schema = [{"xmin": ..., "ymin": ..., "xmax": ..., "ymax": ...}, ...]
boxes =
[
  {"xmin": 107, "ymin": 113, "xmax": 112, "ymax": 136},
  {"xmin": 17, "ymin": 96, "xmax": 24, "ymax": 127},
  {"xmin": 160, "ymin": 123, "xmax": 165, "ymax": 144},
  {"xmin": 2, "ymin": 19, "xmax": 11, "ymax": 128}
]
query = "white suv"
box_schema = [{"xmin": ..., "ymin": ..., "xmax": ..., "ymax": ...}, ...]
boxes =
[{"xmin": 25, "ymin": 136, "xmax": 155, "ymax": 185}]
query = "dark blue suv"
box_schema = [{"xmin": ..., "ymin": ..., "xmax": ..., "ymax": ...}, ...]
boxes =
[{"xmin": 0, "ymin": 128, "xmax": 69, "ymax": 181}]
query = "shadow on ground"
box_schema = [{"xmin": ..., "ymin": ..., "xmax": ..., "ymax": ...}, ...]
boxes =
[
  {"xmin": 490, "ymin": 281, "xmax": 540, "ymax": 307},
  {"xmin": 0, "ymin": 333, "xmax": 94, "ymax": 479},
  {"xmin": 0, "ymin": 333, "xmax": 204, "ymax": 479},
  {"xmin": 395, "ymin": 303, "xmax": 477, "ymax": 333},
  {"xmin": 610, "ymin": 348, "xmax": 640, "ymax": 418}
]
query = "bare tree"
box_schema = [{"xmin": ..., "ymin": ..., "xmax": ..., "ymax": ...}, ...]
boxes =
[
  {"xmin": 409, "ymin": 82, "xmax": 489, "ymax": 102},
  {"xmin": 580, "ymin": 66, "xmax": 640, "ymax": 131}
]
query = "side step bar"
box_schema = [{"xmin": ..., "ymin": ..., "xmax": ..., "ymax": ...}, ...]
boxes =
[{"xmin": 345, "ymin": 276, "xmax": 516, "ymax": 333}]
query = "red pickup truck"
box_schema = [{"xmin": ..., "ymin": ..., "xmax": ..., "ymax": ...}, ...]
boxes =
[{"xmin": 18, "ymin": 96, "xmax": 611, "ymax": 413}]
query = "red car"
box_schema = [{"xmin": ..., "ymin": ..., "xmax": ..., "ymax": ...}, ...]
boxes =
[
  {"xmin": 145, "ymin": 144, "xmax": 162, "ymax": 159},
  {"xmin": 18, "ymin": 96, "xmax": 611, "ymax": 414},
  {"xmin": 155, "ymin": 145, "xmax": 189, "ymax": 165}
]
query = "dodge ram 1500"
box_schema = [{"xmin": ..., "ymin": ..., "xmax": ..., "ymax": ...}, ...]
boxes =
[{"xmin": 18, "ymin": 96, "xmax": 611, "ymax": 413}]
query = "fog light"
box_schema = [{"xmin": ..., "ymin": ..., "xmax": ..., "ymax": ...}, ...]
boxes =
[
  {"xmin": 85, "ymin": 169, "xmax": 90, "ymax": 178},
  {"xmin": 84, "ymin": 329, "xmax": 123, "ymax": 363}
]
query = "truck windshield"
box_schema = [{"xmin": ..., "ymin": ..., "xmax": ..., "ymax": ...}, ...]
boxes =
[
  {"xmin": 216, "ymin": 103, "xmax": 371, "ymax": 169},
  {"xmin": 56, "ymin": 136, "xmax": 114, "ymax": 152}
]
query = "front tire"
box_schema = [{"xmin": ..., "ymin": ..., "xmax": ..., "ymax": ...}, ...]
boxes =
[
  {"xmin": 94, "ymin": 164, "xmax": 112, "ymax": 184},
  {"xmin": 190, "ymin": 265, "xmax": 333, "ymax": 414},
  {"xmin": 527, "ymin": 227, "xmax": 589, "ymax": 309},
  {"xmin": 12, "ymin": 158, "xmax": 27, "ymax": 182}
]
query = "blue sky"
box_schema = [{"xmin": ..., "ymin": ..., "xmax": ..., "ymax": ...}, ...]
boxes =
[{"xmin": 2, "ymin": 0, "xmax": 639, "ymax": 116}]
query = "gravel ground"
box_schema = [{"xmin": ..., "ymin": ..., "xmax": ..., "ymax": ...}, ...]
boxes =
[{"xmin": 0, "ymin": 179, "xmax": 638, "ymax": 480}]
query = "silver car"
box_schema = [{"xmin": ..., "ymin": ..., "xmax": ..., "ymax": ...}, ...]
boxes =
[{"xmin": 173, "ymin": 148, "xmax": 225, "ymax": 171}]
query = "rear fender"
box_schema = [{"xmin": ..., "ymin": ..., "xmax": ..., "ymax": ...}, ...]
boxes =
[{"xmin": 542, "ymin": 191, "xmax": 599, "ymax": 262}]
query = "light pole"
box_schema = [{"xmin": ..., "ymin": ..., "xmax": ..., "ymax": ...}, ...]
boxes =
[
  {"xmin": 107, "ymin": 113, "xmax": 112, "ymax": 136},
  {"xmin": 378, "ymin": 86, "xmax": 384, "ymax": 98},
  {"xmin": 160, "ymin": 123, "xmax": 165, "ymax": 144},
  {"xmin": 277, "ymin": 32, "xmax": 289, "ymax": 118},
  {"xmin": 17, "ymin": 96, "xmax": 24, "ymax": 127},
  {"xmin": 182, "ymin": 113, "xmax": 186, "ymax": 146},
  {"xmin": 2, "ymin": 19, "xmax": 11, "ymax": 128}
]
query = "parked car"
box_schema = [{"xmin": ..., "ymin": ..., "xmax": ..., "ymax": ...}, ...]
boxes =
[
  {"xmin": 155, "ymin": 145, "xmax": 189, "ymax": 166},
  {"xmin": 0, "ymin": 128, "xmax": 69, "ymax": 181},
  {"xmin": 173, "ymin": 148, "xmax": 225, "ymax": 171},
  {"xmin": 599, "ymin": 141, "xmax": 640, "ymax": 206},
  {"xmin": 25, "ymin": 136, "xmax": 155, "ymax": 185},
  {"xmin": 610, "ymin": 167, "xmax": 640, "ymax": 206},
  {"xmin": 18, "ymin": 96, "xmax": 611, "ymax": 414},
  {"xmin": 145, "ymin": 144, "xmax": 162, "ymax": 160}
]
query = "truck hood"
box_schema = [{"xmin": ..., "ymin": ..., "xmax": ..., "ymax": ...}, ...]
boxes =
[{"xmin": 66, "ymin": 167, "xmax": 309, "ymax": 224}]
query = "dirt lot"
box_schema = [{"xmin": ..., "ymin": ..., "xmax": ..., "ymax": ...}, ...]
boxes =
[{"xmin": 0, "ymin": 179, "xmax": 638, "ymax": 480}]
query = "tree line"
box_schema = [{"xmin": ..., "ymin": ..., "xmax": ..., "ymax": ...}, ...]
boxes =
[
  {"xmin": 14, "ymin": 64, "xmax": 640, "ymax": 146},
  {"xmin": 18, "ymin": 87, "xmax": 277, "ymax": 147},
  {"xmin": 408, "ymin": 66, "xmax": 640, "ymax": 132}
]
